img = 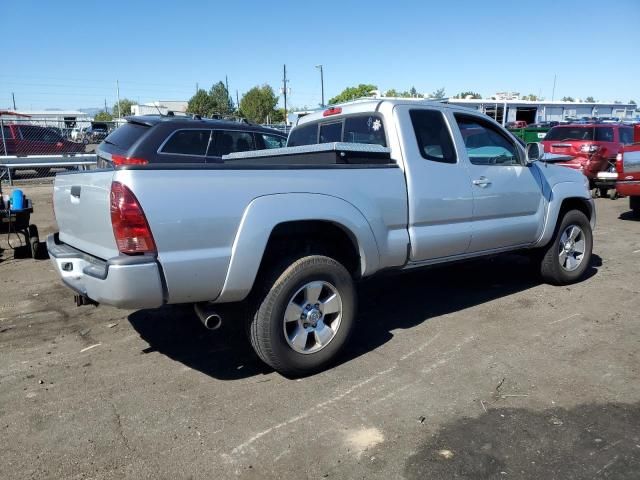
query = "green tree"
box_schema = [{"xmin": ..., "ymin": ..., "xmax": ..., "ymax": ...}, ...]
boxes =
[
  {"xmin": 629, "ymin": 100, "xmax": 636, "ymax": 105},
  {"xmin": 94, "ymin": 111, "xmax": 113, "ymax": 121},
  {"xmin": 385, "ymin": 88, "xmax": 400, "ymax": 97},
  {"xmin": 561, "ymin": 96, "xmax": 575, "ymax": 102},
  {"xmin": 585, "ymin": 96, "xmax": 596, "ymax": 102},
  {"xmin": 112, "ymin": 98, "xmax": 135, "ymax": 117},
  {"xmin": 430, "ymin": 87, "xmax": 446, "ymax": 99},
  {"xmin": 454, "ymin": 91, "xmax": 482, "ymax": 99},
  {"xmin": 209, "ymin": 81, "xmax": 234, "ymax": 116},
  {"xmin": 328, "ymin": 84, "xmax": 377, "ymax": 104},
  {"xmin": 187, "ymin": 89, "xmax": 214, "ymax": 116},
  {"xmin": 269, "ymin": 108, "xmax": 286, "ymax": 123},
  {"xmin": 521, "ymin": 93, "xmax": 538, "ymax": 101},
  {"xmin": 239, "ymin": 84, "xmax": 279, "ymax": 123}
]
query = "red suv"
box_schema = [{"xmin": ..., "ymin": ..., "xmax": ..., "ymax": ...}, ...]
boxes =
[
  {"xmin": 542, "ymin": 124, "xmax": 634, "ymax": 186},
  {"xmin": 0, "ymin": 124, "xmax": 85, "ymax": 155}
]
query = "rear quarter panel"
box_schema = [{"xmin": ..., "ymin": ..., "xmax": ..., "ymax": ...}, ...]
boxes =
[{"xmin": 114, "ymin": 166, "xmax": 408, "ymax": 304}]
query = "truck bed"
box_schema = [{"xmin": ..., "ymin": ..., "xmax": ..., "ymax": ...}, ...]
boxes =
[{"xmin": 52, "ymin": 143, "xmax": 410, "ymax": 307}]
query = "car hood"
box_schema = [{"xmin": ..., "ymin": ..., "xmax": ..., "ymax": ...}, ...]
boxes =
[{"xmin": 535, "ymin": 161, "xmax": 588, "ymax": 189}]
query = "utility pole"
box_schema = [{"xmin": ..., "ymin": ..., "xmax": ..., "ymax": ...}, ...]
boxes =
[
  {"xmin": 12, "ymin": 92, "xmax": 16, "ymax": 110},
  {"xmin": 196, "ymin": 82, "xmax": 199, "ymax": 93},
  {"xmin": 116, "ymin": 80, "xmax": 122, "ymax": 118},
  {"xmin": 104, "ymin": 98, "xmax": 108, "ymax": 113},
  {"xmin": 236, "ymin": 90, "xmax": 240, "ymax": 111},
  {"xmin": 282, "ymin": 64, "xmax": 289, "ymax": 125},
  {"xmin": 225, "ymin": 75, "xmax": 232, "ymax": 108},
  {"xmin": 551, "ymin": 74, "xmax": 557, "ymax": 102},
  {"xmin": 315, "ymin": 65, "xmax": 324, "ymax": 107}
]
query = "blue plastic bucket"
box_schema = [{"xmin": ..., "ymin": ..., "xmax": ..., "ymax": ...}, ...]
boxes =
[{"xmin": 11, "ymin": 189, "xmax": 24, "ymax": 210}]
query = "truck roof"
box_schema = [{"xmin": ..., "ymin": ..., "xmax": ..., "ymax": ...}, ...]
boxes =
[{"xmin": 295, "ymin": 99, "xmax": 473, "ymax": 126}]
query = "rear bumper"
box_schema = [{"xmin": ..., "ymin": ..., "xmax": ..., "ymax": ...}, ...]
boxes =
[
  {"xmin": 47, "ymin": 233, "xmax": 164, "ymax": 309},
  {"xmin": 616, "ymin": 180, "xmax": 640, "ymax": 197}
]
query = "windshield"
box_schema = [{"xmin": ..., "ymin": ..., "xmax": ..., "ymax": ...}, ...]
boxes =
[{"xmin": 545, "ymin": 127, "xmax": 594, "ymax": 142}]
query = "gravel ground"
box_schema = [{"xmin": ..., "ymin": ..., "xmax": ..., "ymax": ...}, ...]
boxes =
[{"xmin": 1, "ymin": 184, "xmax": 638, "ymax": 479}]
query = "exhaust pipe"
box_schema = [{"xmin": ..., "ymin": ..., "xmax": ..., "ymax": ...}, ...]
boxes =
[{"xmin": 194, "ymin": 302, "xmax": 222, "ymax": 330}]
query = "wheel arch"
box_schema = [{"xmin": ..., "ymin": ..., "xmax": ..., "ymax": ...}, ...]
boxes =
[
  {"xmin": 536, "ymin": 183, "xmax": 595, "ymax": 248},
  {"xmin": 215, "ymin": 193, "xmax": 380, "ymax": 303}
]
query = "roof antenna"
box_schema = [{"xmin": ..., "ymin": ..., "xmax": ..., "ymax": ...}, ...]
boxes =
[{"xmin": 152, "ymin": 101, "xmax": 163, "ymax": 116}]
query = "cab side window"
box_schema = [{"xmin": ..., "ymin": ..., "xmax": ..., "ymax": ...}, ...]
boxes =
[
  {"xmin": 161, "ymin": 129, "xmax": 211, "ymax": 156},
  {"xmin": 409, "ymin": 109, "xmax": 457, "ymax": 164},
  {"xmin": 619, "ymin": 127, "xmax": 633, "ymax": 145},
  {"xmin": 454, "ymin": 114, "xmax": 521, "ymax": 166}
]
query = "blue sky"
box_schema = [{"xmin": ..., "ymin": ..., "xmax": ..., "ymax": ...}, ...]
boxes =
[{"xmin": 2, "ymin": 0, "xmax": 639, "ymax": 111}]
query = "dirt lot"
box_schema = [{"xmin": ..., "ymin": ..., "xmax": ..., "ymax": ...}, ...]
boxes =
[{"xmin": 1, "ymin": 184, "xmax": 639, "ymax": 479}]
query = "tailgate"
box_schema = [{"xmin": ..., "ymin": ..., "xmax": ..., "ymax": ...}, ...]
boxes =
[{"xmin": 54, "ymin": 170, "xmax": 119, "ymax": 260}]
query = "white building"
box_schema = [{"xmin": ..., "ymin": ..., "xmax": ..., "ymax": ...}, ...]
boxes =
[
  {"xmin": 447, "ymin": 99, "xmax": 637, "ymax": 125},
  {"xmin": 0, "ymin": 109, "xmax": 89, "ymax": 127},
  {"xmin": 131, "ymin": 100, "xmax": 188, "ymax": 116}
]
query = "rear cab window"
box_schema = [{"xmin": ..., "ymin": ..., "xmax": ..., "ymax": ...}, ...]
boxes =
[{"xmin": 287, "ymin": 114, "xmax": 387, "ymax": 147}]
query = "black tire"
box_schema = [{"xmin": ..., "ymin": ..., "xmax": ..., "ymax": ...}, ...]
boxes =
[
  {"xmin": 630, "ymin": 197, "xmax": 640, "ymax": 218},
  {"xmin": 27, "ymin": 225, "xmax": 40, "ymax": 259},
  {"xmin": 537, "ymin": 210, "xmax": 593, "ymax": 285},
  {"xmin": 598, "ymin": 187, "xmax": 608, "ymax": 198},
  {"xmin": 248, "ymin": 255, "xmax": 356, "ymax": 376}
]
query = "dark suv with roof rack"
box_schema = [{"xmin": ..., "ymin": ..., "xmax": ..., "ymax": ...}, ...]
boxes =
[{"xmin": 96, "ymin": 116, "xmax": 288, "ymax": 168}]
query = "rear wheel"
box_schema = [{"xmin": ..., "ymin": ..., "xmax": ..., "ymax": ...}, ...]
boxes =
[
  {"xmin": 27, "ymin": 225, "xmax": 40, "ymax": 259},
  {"xmin": 248, "ymin": 255, "xmax": 356, "ymax": 376},
  {"xmin": 537, "ymin": 210, "xmax": 593, "ymax": 285}
]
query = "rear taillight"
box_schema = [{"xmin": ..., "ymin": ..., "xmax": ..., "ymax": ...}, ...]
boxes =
[
  {"xmin": 616, "ymin": 152, "xmax": 624, "ymax": 174},
  {"xmin": 580, "ymin": 144, "xmax": 600, "ymax": 154},
  {"xmin": 110, "ymin": 182, "xmax": 156, "ymax": 255},
  {"xmin": 111, "ymin": 154, "xmax": 148, "ymax": 166}
]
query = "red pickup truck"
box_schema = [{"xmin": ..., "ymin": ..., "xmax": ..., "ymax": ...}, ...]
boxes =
[
  {"xmin": 616, "ymin": 125, "xmax": 640, "ymax": 217},
  {"xmin": 0, "ymin": 124, "xmax": 84, "ymax": 155}
]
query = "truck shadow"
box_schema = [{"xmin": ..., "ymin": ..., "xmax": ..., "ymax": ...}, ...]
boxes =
[
  {"xmin": 618, "ymin": 211, "xmax": 640, "ymax": 222},
  {"xmin": 127, "ymin": 254, "xmax": 600, "ymax": 381},
  {"xmin": 403, "ymin": 400, "xmax": 639, "ymax": 479}
]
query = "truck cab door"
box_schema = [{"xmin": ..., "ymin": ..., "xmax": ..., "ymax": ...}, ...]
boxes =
[
  {"xmin": 394, "ymin": 105, "xmax": 473, "ymax": 261},
  {"xmin": 448, "ymin": 112, "xmax": 545, "ymax": 252}
]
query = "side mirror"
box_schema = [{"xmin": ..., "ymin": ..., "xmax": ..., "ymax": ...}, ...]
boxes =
[{"xmin": 525, "ymin": 142, "xmax": 544, "ymax": 164}]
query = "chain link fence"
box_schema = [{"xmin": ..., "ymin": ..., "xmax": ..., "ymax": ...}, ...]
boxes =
[{"xmin": 0, "ymin": 117, "xmax": 108, "ymax": 185}]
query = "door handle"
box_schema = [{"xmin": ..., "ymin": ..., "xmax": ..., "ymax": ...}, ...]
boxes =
[{"xmin": 472, "ymin": 177, "xmax": 492, "ymax": 187}]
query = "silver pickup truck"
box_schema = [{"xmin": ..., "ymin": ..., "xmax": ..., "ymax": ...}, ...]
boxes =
[{"xmin": 48, "ymin": 100, "xmax": 595, "ymax": 375}]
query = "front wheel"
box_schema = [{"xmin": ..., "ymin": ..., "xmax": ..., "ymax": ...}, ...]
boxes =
[
  {"xmin": 536, "ymin": 210, "xmax": 593, "ymax": 285},
  {"xmin": 248, "ymin": 255, "xmax": 356, "ymax": 376}
]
